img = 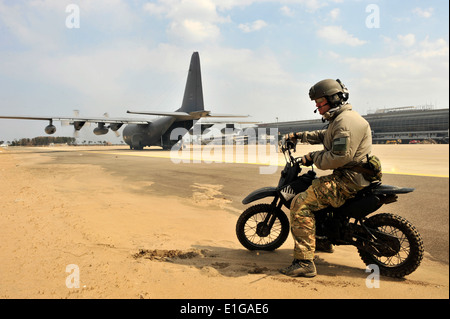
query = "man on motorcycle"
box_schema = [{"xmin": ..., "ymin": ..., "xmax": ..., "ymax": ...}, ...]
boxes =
[{"xmin": 280, "ymin": 79, "xmax": 374, "ymax": 277}]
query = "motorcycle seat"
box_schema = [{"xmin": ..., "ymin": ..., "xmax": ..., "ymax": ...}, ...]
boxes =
[{"xmin": 372, "ymin": 184, "xmax": 415, "ymax": 195}]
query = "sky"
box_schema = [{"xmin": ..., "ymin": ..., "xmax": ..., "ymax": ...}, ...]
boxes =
[{"xmin": 0, "ymin": 0, "xmax": 448, "ymax": 143}]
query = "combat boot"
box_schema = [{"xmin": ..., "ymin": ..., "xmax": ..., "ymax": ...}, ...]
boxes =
[
  {"xmin": 315, "ymin": 239, "xmax": 334, "ymax": 253},
  {"xmin": 279, "ymin": 259, "xmax": 317, "ymax": 277}
]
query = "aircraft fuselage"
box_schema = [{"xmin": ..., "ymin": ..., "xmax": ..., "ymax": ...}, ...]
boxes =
[{"xmin": 123, "ymin": 116, "xmax": 178, "ymax": 150}]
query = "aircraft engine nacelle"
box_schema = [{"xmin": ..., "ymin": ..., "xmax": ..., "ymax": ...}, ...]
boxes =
[
  {"xmin": 93, "ymin": 123, "xmax": 109, "ymax": 135},
  {"xmin": 93, "ymin": 127, "xmax": 109, "ymax": 135},
  {"xmin": 109, "ymin": 123, "xmax": 123, "ymax": 131},
  {"xmin": 45, "ymin": 124, "xmax": 56, "ymax": 135},
  {"xmin": 221, "ymin": 124, "xmax": 241, "ymax": 135},
  {"xmin": 73, "ymin": 121, "xmax": 86, "ymax": 131}
]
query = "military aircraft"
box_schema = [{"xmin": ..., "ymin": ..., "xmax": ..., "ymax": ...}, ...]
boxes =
[{"xmin": 0, "ymin": 52, "xmax": 248, "ymax": 150}]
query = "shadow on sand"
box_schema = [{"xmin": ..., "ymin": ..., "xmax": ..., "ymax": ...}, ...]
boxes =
[{"xmin": 132, "ymin": 245, "xmax": 407, "ymax": 284}]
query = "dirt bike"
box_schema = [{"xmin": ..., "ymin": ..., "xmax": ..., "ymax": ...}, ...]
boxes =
[{"xmin": 236, "ymin": 139, "xmax": 424, "ymax": 278}]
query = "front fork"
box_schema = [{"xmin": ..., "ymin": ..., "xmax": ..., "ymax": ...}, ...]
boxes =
[{"xmin": 258, "ymin": 196, "xmax": 286, "ymax": 237}]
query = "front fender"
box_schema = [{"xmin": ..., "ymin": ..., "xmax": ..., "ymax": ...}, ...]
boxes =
[{"xmin": 242, "ymin": 187, "xmax": 278, "ymax": 205}]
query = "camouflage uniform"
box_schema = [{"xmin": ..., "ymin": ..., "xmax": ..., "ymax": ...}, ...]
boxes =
[
  {"xmin": 290, "ymin": 174, "xmax": 364, "ymax": 260},
  {"xmin": 290, "ymin": 103, "xmax": 373, "ymax": 261}
]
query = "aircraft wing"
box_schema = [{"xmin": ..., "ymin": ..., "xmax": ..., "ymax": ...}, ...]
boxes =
[
  {"xmin": 0, "ymin": 114, "xmax": 150, "ymax": 136},
  {"xmin": 127, "ymin": 110, "xmax": 250, "ymax": 120},
  {"xmin": 196, "ymin": 119, "xmax": 260, "ymax": 125},
  {"xmin": 0, "ymin": 115, "xmax": 149, "ymax": 124},
  {"xmin": 204, "ymin": 113, "xmax": 251, "ymax": 118}
]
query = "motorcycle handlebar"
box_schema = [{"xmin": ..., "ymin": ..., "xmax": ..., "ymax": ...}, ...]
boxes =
[
  {"xmin": 279, "ymin": 137, "xmax": 297, "ymax": 153},
  {"xmin": 279, "ymin": 137, "xmax": 312, "ymax": 168}
]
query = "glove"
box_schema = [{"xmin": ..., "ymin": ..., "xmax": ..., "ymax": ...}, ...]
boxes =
[
  {"xmin": 302, "ymin": 153, "xmax": 314, "ymax": 166},
  {"xmin": 284, "ymin": 132, "xmax": 298, "ymax": 143}
]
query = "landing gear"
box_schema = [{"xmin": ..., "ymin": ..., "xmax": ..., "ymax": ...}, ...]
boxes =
[{"xmin": 130, "ymin": 142, "xmax": 144, "ymax": 150}]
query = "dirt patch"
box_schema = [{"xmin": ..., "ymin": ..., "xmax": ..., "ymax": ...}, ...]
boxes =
[
  {"xmin": 132, "ymin": 247, "xmax": 282, "ymax": 279},
  {"xmin": 190, "ymin": 183, "xmax": 232, "ymax": 208},
  {"xmin": 133, "ymin": 249, "xmax": 210, "ymax": 261}
]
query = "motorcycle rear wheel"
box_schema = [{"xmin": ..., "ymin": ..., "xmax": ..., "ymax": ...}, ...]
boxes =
[
  {"xmin": 236, "ymin": 203, "xmax": 290, "ymax": 251},
  {"xmin": 358, "ymin": 213, "xmax": 424, "ymax": 278}
]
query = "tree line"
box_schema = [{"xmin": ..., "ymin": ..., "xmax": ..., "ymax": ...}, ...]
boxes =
[{"xmin": 6, "ymin": 136, "xmax": 76, "ymax": 146}]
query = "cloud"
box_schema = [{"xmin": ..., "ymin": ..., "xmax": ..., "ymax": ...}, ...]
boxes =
[
  {"xmin": 317, "ymin": 25, "xmax": 366, "ymax": 46},
  {"xmin": 142, "ymin": 0, "xmax": 335, "ymax": 42},
  {"xmin": 0, "ymin": 0, "xmax": 62, "ymax": 50},
  {"xmin": 329, "ymin": 8, "xmax": 340, "ymax": 21},
  {"xmin": 0, "ymin": 42, "xmax": 194, "ymax": 116},
  {"xmin": 0, "ymin": 0, "xmax": 140, "ymax": 51},
  {"xmin": 238, "ymin": 20, "xmax": 268, "ymax": 33},
  {"xmin": 398, "ymin": 34, "xmax": 416, "ymax": 47},
  {"xmin": 143, "ymin": 0, "xmax": 229, "ymax": 43},
  {"xmin": 280, "ymin": 6, "xmax": 294, "ymax": 17},
  {"xmin": 343, "ymin": 37, "xmax": 448, "ymax": 78},
  {"xmin": 216, "ymin": 0, "xmax": 325, "ymax": 12},
  {"xmin": 415, "ymin": 37, "xmax": 449, "ymax": 58},
  {"xmin": 200, "ymin": 47, "xmax": 309, "ymax": 120},
  {"xmin": 327, "ymin": 37, "xmax": 449, "ymax": 110},
  {"xmin": 412, "ymin": 7, "xmax": 434, "ymax": 18},
  {"xmin": 142, "ymin": 2, "xmax": 166, "ymax": 16},
  {"xmin": 168, "ymin": 20, "xmax": 221, "ymax": 43}
]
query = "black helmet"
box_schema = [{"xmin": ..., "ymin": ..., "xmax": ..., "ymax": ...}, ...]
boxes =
[{"xmin": 309, "ymin": 79, "xmax": 349, "ymax": 107}]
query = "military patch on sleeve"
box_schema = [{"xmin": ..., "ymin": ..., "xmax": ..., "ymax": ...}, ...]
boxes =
[{"xmin": 332, "ymin": 137, "xmax": 348, "ymax": 154}]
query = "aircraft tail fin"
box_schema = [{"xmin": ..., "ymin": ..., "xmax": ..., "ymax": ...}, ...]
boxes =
[
  {"xmin": 127, "ymin": 52, "xmax": 250, "ymax": 120},
  {"xmin": 178, "ymin": 51, "xmax": 204, "ymax": 113}
]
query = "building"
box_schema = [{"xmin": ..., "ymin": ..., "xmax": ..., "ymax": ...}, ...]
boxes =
[{"xmin": 258, "ymin": 106, "xmax": 449, "ymax": 144}]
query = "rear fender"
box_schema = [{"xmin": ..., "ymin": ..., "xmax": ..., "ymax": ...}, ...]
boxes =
[
  {"xmin": 242, "ymin": 187, "xmax": 278, "ymax": 205},
  {"xmin": 372, "ymin": 184, "xmax": 415, "ymax": 195},
  {"xmin": 335, "ymin": 194, "xmax": 382, "ymax": 219}
]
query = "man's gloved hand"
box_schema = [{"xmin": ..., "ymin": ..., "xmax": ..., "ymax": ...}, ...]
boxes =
[
  {"xmin": 301, "ymin": 153, "xmax": 314, "ymax": 166},
  {"xmin": 284, "ymin": 132, "xmax": 298, "ymax": 143}
]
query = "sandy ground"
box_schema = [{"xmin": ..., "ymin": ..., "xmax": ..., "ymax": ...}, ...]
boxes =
[{"xmin": 0, "ymin": 144, "xmax": 448, "ymax": 300}]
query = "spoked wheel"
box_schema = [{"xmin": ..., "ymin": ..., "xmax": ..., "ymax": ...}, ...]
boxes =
[
  {"xmin": 236, "ymin": 203, "xmax": 290, "ymax": 251},
  {"xmin": 358, "ymin": 213, "xmax": 424, "ymax": 278}
]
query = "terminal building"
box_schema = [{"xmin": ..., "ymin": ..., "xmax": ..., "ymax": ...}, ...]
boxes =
[{"xmin": 258, "ymin": 106, "xmax": 449, "ymax": 144}]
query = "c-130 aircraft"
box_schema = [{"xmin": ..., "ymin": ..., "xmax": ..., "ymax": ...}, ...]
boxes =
[{"xmin": 0, "ymin": 52, "xmax": 248, "ymax": 150}]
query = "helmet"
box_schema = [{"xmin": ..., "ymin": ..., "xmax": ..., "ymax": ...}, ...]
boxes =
[{"xmin": 309, "ymin": 79, "xmax": 349, "ymax": 106}]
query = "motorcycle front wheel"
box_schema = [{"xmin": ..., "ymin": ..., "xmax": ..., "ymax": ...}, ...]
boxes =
[
  {"xmin": 358, "ymin": 213, "xmax": 424, "ymax": 278},
  {"xmin": 236, "ymin": 203, "xmax": 290, "ymax": 251}
]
